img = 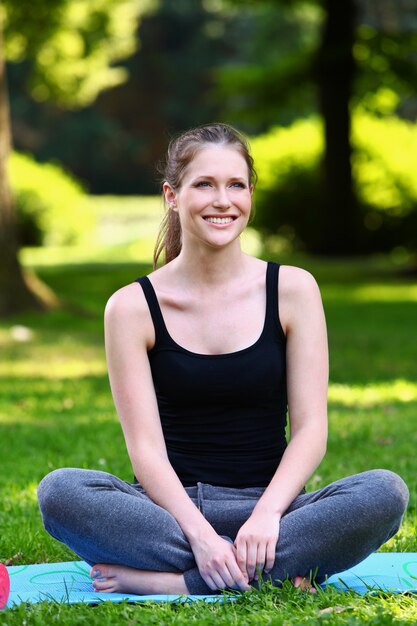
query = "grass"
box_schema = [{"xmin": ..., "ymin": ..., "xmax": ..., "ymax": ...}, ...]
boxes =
[{"xmin": 1, "ymin": 196, "xmax": 417, "ymax": 624}]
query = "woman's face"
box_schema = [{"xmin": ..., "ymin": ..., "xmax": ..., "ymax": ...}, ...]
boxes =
[{"xmin": 164, "ymin": 145, "xmax": 253, "ymax": 251}]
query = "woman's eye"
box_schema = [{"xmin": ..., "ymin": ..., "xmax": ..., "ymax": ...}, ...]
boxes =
[{"xmin": 193, "ymin": 181, "xmax": 245, "ymax": 188}]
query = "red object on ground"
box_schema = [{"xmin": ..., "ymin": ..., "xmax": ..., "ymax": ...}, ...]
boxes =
[{"xmin": 0, "ymin": 563, "xmax": 10, "ymax": 609}]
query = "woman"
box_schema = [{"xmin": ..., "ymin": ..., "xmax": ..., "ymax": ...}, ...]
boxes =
[{"xmin": 38, "ymin": 124, "xmax": 409, "ymax": 596}]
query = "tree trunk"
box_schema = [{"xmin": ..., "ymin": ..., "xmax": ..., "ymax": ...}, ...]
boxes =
[
  {"xmin": 0, "ymin": 19, "xmax": 44, "ymax": 317},
  {"xmin": 316, "ymin": 0, "xmax": 359, "ymax": 255}
]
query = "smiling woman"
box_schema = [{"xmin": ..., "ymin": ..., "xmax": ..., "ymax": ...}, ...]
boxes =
[
  {"xmin": 161, "ymin": 145, "xmax": 253, "ymax": 260},
  {"xmin": 154, "ymin": 124, "xmax": 257, "ymax": 266},
  {"xmin": 38, "ymin": 123, "xmax": 409, "ymax": 598}
]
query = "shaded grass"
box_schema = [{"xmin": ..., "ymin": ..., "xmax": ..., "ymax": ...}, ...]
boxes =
[{"xmin": 1, "ymin": 231, "xmax": 417, "ymax": 622}]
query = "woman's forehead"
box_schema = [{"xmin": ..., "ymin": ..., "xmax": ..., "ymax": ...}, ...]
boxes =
[{"xmin": 184, "ymin": 145, "xmax": 249, "ymax": 178}]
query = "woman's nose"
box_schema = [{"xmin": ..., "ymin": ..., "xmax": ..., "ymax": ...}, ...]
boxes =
[{"xmin": 213, "ymin": 187, "xmax": 231, "ymax": 208}]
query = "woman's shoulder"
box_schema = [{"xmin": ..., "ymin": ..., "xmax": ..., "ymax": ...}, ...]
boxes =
[
  {"xmin": 104, "ymin": 276, "xmax": 152, "ymax": 328},
  {"xmin": 278, "ymin": 263, "xmax": 321, "ymax": 298},
  {"xmin": 276, "ymin": 264, "xmax": 327, "ymax": 346},
  {"xmin": 277, "ymin": 264, "xmax": 323, "ymax": 331}
]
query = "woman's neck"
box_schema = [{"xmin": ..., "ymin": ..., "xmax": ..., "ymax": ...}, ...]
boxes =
[{"xmin": 171, "ymin": 242, "xmax": 250, "ymax": 290}]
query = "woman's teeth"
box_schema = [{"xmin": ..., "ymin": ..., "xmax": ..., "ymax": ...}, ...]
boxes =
[{"xmin": 205, "ymin": 217, "xmax": 234, "ymax": 224}]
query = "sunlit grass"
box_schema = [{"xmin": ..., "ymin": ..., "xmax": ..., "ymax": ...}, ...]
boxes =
[
  {"xmin": 328, "ymin": 380, "xmax": 417, "ymax": 406},
  {"xmin": 323, "ymin": 284, "xmax": 417, "ymax": 303}
]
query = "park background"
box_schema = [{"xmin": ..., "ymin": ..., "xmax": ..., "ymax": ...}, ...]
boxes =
[{"xmin": 1, "ymin": 1, "xmax": 417, "ymax": 624}]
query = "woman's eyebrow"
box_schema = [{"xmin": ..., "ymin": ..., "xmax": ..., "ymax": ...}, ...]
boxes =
[{"xmin": 191, "ymin": 175, "xmax": 247, "ymax": 182}]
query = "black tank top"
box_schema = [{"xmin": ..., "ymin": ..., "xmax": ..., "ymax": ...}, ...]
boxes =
[{"xmin": 135, "ymin": 262, "xmax": 287, "ymax": 488}]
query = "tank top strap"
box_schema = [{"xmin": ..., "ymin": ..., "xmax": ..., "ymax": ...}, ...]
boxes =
[
  {"xmin": 265, "ymin": 261, "xmax": 285, "ymax": 340},
  {"xmin": 135, "ymin": 276, "xmax": 171, "ymax": 347}
]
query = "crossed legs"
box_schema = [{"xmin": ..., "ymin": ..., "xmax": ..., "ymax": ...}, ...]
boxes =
[{"xmin": 37, "ymin": 468, "xmax": 408, "ymax": 595}]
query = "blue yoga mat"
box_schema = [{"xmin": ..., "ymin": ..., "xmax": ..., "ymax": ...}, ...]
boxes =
[{"xmin": 6, "ymin": 553, "xmax": 417, "ymax": 608}]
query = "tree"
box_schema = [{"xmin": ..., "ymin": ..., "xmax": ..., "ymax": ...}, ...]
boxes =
[
  {"xmin": 315, "ymin": 0, "xmax": 417, "ymax": 254},
  {"xmin": 315, "ymin": 0, "xmax": 359, "ymax": 254},
  {"xmin": 0, "ymin": 0, "xmax": 153, "ymax": 317},
  {"xmin": 0, "ymin": 22, "xmax": 40, "ymax": 314}
]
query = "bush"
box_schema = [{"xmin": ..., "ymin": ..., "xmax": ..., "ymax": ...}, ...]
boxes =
[
  {"xmin": 9, "ymin": 152, "xmax": 94, "ymax": 246},
  {"xmin": 250, "ymin": 118, "xmax": 324, "ymax": 251},
  {"xmin": 353, "ymin": 114, "xmax": 417, "ymax": 216},
  {"xmin": 251, "ymin": 112, "xmax": 417, "ymax": 253}
]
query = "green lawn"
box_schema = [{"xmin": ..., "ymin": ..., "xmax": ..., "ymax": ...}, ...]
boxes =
[{"xmin": 1, "ymin": 197, "xmax": 416, "ymax": 624}]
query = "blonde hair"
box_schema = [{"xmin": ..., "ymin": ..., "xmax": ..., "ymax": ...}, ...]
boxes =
[{"xmin": 154, "ymin": 123, "xmax": 257, "ymax": 268}]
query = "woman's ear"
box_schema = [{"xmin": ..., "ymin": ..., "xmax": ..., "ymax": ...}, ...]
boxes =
[{"xmin": 163, "ymin": 182, "xmax": 177, "ymax": 210}]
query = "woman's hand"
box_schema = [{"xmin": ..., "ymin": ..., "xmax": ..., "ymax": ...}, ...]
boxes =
[
  {"xmin": 234, "ymin": 511, "xmax": 280, "ymax": 582},
  {"xmin": 190, "ymin": 531, "xmax": 251, "ymax": 592}
]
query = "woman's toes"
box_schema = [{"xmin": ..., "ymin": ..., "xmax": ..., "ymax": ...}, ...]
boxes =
[
  {"xmin": 90, "ymin": 564, "xmax": 115, "ymax": 591},
  {"xmin": 93, "ymin": 579, "xmax": 115, "ymax": 593},
  {"xmin": 293, "ymin": 575, "xmax": 316, "ymax": 593},
  {"xmin": 91, "ymin": 564, "xmax": 112, "ymax": 581},
  {"xmin": 92, "ymin": 576, "xmax": 108, "ymax": 590}
]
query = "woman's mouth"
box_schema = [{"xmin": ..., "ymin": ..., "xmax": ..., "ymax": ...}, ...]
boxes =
[{"xmin": 204, "ymin": 216, "xmax": 236, "ymax": 224}]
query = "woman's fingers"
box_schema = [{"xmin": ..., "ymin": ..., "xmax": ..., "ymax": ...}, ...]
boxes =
[
  {"xmin": 237, "ymin": 539, "xmax": 277, "ymax": 582},
  {"xmin": 205, "ymin": 571, "xmax": 227, "ymax": 591},
  {"xmin": 235, "ymin": 513, "xmax": 280, "ymax": 582},
  {"xmin": 264, "ymin": 539, "xmax": 276, "ymax": 574},
  {"xmin": 236, "ymin": 537, "xmax": 270, "ymax": 582},
  {"xmin": 213, "ymin": 564, "xmax": 235, "ymax": 589},
  {"xmin": 198, "ymin": 542, "xmax": 250, "ymax": 592},
  {"xmin": 226, "ymin": 557, "xmax": 251, "ymax": 591},
  {"xmin": 236, "ymin": 539, "xmax": 249, "ymax": 578},
  {"xmin": 204, "ymin": 563, "xmax": 249, "ymax": 592},
  {"xmin": 246, "ymin": 542, "xmax": 259, "ymax": 582}
]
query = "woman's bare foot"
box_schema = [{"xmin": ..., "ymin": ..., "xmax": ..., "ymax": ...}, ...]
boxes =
[
  {"xmin": 292, "ymin": 575, "xmax": 316, "ymax": 594},
  {"xmin": 90, "ymin": 564, "xmax": 189, "ymax": 595}
]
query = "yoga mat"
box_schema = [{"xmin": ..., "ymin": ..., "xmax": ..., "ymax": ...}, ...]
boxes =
[
  {"xmin": 5, "ymin": 552, "xmax": 417, "ymax": 608},
  {"xmin": 323, "ymin": 552, "xmax": 417, "ymax": 594},
  {"xmin": 6, "ymin": 561, "xmax": 220, "ymax": 608}
]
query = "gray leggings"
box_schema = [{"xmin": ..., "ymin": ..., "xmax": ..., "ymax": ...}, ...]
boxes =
[{"xmin": 37, "ymin": 468, "xmax": 409, "ymax": 594}]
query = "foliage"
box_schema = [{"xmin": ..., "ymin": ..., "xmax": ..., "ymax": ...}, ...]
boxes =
[
  {"xmin": 215, "ymin": 2, "xmax": 322, "ymax": 131},
  {"xmin": 217, "ymin": 0, "xmax": 417, "ymax": 128},
  {"xmin": 353, "ymin": 3, "xmax": 417, "ymax": 112},
  {"xmin": 7, "ymin": 0, "xmax": 240, "ymax": 194},
  {"xmin": 251, "ymin": 111, "xmax": 417, "ymax": 252},
  {"xmin": 352, "ymin": 112, "xmax": 417, "ymax": 216},
  {"xmin": 0, "ymin": 248, "xmax": 416, "ymax": 623},
  {"xmin": 9, "ymin": 152, "xmax": 93, "ymax": 246},
  {"xmin": 6, "ymin": 0, "xmax": 417, "ymax": 208},
  {"xmin": 3, "ymin": 0, "xmax": 156, "ymax": 108}
]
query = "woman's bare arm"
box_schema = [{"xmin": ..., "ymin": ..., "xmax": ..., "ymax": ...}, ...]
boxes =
[{"xmin": 234, "ymin": 266, "xmax": 328, "ymax": 580}]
